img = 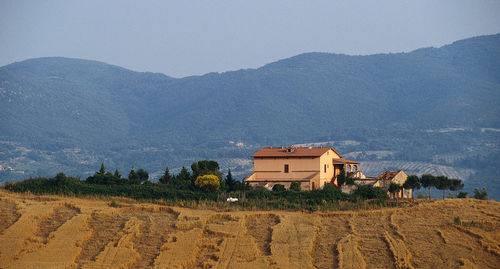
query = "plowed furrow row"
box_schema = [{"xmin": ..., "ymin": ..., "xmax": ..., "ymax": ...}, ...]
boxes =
[
  {"xmin": 76, "ymin": 213, "xmax": 129, "ymax": 266},
  {"xmin": 130, "ymin": 213, "xmax": 177, "ymax": 269},
  {"xmin": 350, "ymin": 214, "xmax": 395, "ymax": 269},
  {"xmin": 394, "ymin": 207, "xmax": 455, "ymax": 268},
  {"xmin": 35, "ymin": 204, "xmax": 79, "ymax": 244},
  {"xmin": 312, "ymin": 214, "xmax": 351, "ymax": 269},
  {"xmin": 195, "ymin": 228, "xmax": 226, "ymax": 268},
  {"xmin": 447, "ymin": 225, "xmax": 500, "ymax": 267},
  {"xmin": 245, "ymin": 214, "xmax": 280, "ymax": 256},
  {"xmin": 0, "ymin": 200, "xmax": 20, "ymax": 234}
]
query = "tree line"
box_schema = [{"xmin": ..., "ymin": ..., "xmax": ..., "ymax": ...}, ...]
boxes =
[
  {"xmin": 333, "ymin": 169, "xmax": 487, "ymax": 200},
  {"xmin": 398, "ymin": 174, "xmax": 469, "ymax": 200},
  {"xmin": 4, "ymin": 161, "xmax": 488, "ymax": 212},
  {"xmin": 2, "ymin": 160, "xmax": 388, "ymax": 211},
  {"xmin": 84, "ymin": 160, "xmax": 251, "ymax": 192}
]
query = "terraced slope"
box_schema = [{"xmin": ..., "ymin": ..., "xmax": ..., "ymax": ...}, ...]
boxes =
[{"xmin": 0, "ymin": 191, "xmax": 498, "ymax": 268}]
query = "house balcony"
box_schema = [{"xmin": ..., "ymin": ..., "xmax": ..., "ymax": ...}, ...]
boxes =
[{"xmin": 331, "ymin": 158, "xmax": 360, "ymax": 186}]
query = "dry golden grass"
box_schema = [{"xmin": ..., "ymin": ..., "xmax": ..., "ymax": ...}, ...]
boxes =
[{"xmin": 0, "ymin": 190, "xmax": 499, "ymax": 269}]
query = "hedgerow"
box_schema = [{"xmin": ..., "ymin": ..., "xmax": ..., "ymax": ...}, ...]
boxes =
[{"xmin": 4, "ymin": 172, "xmax": 388, "ymax": 211}]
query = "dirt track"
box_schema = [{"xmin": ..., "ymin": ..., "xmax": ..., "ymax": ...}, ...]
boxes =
[{"xmin": 0, "ymin": 191, "xmax": 499, "ymax": 268}]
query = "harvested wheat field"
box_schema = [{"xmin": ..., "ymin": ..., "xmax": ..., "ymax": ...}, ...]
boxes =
[{"xmin": 0, "ymin": 191, "xmax": 499, "ymax": 269}]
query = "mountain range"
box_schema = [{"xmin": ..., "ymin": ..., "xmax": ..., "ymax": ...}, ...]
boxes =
[{"xmin": 1, "ymin": 34, "xmax": 499, "ymax": 198}]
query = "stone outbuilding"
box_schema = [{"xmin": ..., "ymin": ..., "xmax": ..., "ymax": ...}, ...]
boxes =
[{"xmin": 343, "ymin": 170, "xmax": 412, "ymax": 198}]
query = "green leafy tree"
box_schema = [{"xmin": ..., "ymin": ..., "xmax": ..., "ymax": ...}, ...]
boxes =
[
  {"xmin": 290, "ymin": 182, "xmax": 301, "ymax": 191},
  {"xmin": 388, "ymin": 182, "xmax": 402, "ymax": 199},
  {"xmin": 87, "ymin": 170, "xmax": 123, "ymax": 185},
  {"xmin": 457, "ymin": 191, "xmax": 468, "ymax": 198},
  {"xmin": 159, "ymin": 166, "xmax": 172, "ymax": 184},
  {"xmin": 191, "ymin": 160, "xmax": 223, "ymax": 183},
  {"xmin": 272, "ymin": 184, "xmax": 286, "ymax": 192},
  {"xmin": 403, "ymin": 175, "xmax": 420, "ymax": 199},
  {"xmin": 195, "ymin": 174, "xmax": 220, "ymax": 192},
  {"xmin": 480, "ymin": 188, "xmax": 488, "ymax": 200},
  {"xmin": 128, "ymin": 166, "xmax": 139, "ymax": 184},
  {"xmin": 136, "ymin": 168, "xmax": 149, "ymax": 183},
  {"xmin": 449, "ymin": 179, "xmax": 464, "ymax": 197},
  {"xmin": 54, "ymin": 172, "xmax": 67, "ymax": 185},
  {"xmin": 473, "ymin": 188, "xmax": 488, "ymax": 200},
  {"xmin": 434, "ymin": 175, "xmax": 451, "ymax": 200},
  {"xmin": 420, "ymin": 174, "xmax": 435, "ymax": 199}
]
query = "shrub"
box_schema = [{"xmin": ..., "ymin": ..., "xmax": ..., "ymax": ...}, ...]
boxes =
[
  {"xmin": 352, "ymin": 185, "xmax": 387, "ymax": 200},
  {"xmin": 246, "ymin": 187, "xmax": 272, "ymax": 200},
  {"xmin": 86, "ymin": 173, "xmax": 128, "ymax": 185},
  {"xmin": 109, "ymin": 200, "xmax": 119, "ymax": 207},
  {"xmin": 290, "ymin": 182, "xmax": 301, "ymax": 191},
  {"xmin": 457, "ymin": 191, "xmax": 468, "ymax": 198},
  {"xmin": 473, "ymin": 188, "xmax": 488, "ymax": 200},
  {"xmin": 194, "ymin": 174, "xmax": 220, "ymax": 192},
  {"xmin": 272, "ymin": 184, "xmax": 286, "ymax": 192},
  {"xmin": 321, "ymin": 185, "xmax": 346, "ymax": 200}
]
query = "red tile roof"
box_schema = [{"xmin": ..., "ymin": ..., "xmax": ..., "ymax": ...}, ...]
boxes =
[
  {"xmin": 377, "ymin": 170, "xmax": 402, "ymax": 181},
  {"xmin": 251, "ymin": 147, "xmax": 342, "ymax": 158},
  {"xmin": 332, "ymin": 158, "xmax": 359, "ymax": 164}
]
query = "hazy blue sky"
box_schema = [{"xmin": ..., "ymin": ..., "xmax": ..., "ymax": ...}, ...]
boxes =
[{"xmin": 1, "ymin": 0, "xmax": 499, "ymax": 77}]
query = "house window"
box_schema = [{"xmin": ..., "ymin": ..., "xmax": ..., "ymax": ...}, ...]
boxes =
[
  {"xmin": 324, "ymin": 164, "xmax": 327, "ymax": 173},
  {"xmin": 284, "ymin": 164, "xmax": 289, "ymax": 173}
]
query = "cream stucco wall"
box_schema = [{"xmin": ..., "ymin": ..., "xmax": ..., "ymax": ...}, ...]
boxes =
[
  {"xmin": 250, "ymin": 149, "xmax": 340, "ymax": 190},
  {"xmin": 319, "ymin": 149, "xmax": 338, "ymax": 188},
  {"xmin": 254, "ymin": 157, "xmax": 318, "ymax": 174}
]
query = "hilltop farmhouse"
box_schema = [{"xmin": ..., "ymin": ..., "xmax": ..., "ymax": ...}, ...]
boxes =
[
  {"xmin": 244, "ymin": 146, "xmax": 360, "ymax": 190},
  {"xmin": 244, "ymin": 146, "xmax": 410, "ymax": 196}
]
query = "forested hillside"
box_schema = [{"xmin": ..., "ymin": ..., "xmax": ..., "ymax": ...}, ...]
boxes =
[{"xmin": 0, "ymin": 34, "xmax": 499, "ymax": 198}]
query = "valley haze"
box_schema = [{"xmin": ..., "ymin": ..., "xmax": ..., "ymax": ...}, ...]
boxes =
[{"xmin": 0, "ymin": 34, "xmax": 499, "ymax": 199}]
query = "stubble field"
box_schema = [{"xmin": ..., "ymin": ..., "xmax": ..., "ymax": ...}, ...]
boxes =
[{"xmin": 0, "ymin": 190, "xmax": 499, "ymax": 268}]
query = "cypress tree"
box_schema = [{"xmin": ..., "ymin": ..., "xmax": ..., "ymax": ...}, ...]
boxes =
[
  {"xmin": 128, "ymin": 166, "xmax": 139, "ymax": 184},
  {"xmin": 177, "ymin": 166, "xmax": 191, "ymax": 182},
  {"xmin": 159, "ymin": 166, "xmax": 172, "ymax": 184},
  {"xmin": 113, "ymin": 168, "xmax": 121, "ymax": 179},
  {"xmin": 225, "ymin": 169, "xmax": 235, "ymax": 191},
  {"xmin": 337, "ymin": 169, "xmax": 347, "ymax": 186},
  {"xmin": 98, "ymin": 162, "xmax": 106, "ymax": 175}
]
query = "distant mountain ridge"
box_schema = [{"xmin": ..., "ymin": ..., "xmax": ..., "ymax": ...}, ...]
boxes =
[{"xmin": 0, "ymin": 34, "xmax": 499, "ymax": 198}]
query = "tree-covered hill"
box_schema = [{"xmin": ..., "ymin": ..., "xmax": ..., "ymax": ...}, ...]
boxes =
[{"xmin": 0, "ymin": 34, "xmax": 499, "ymax": 198}]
